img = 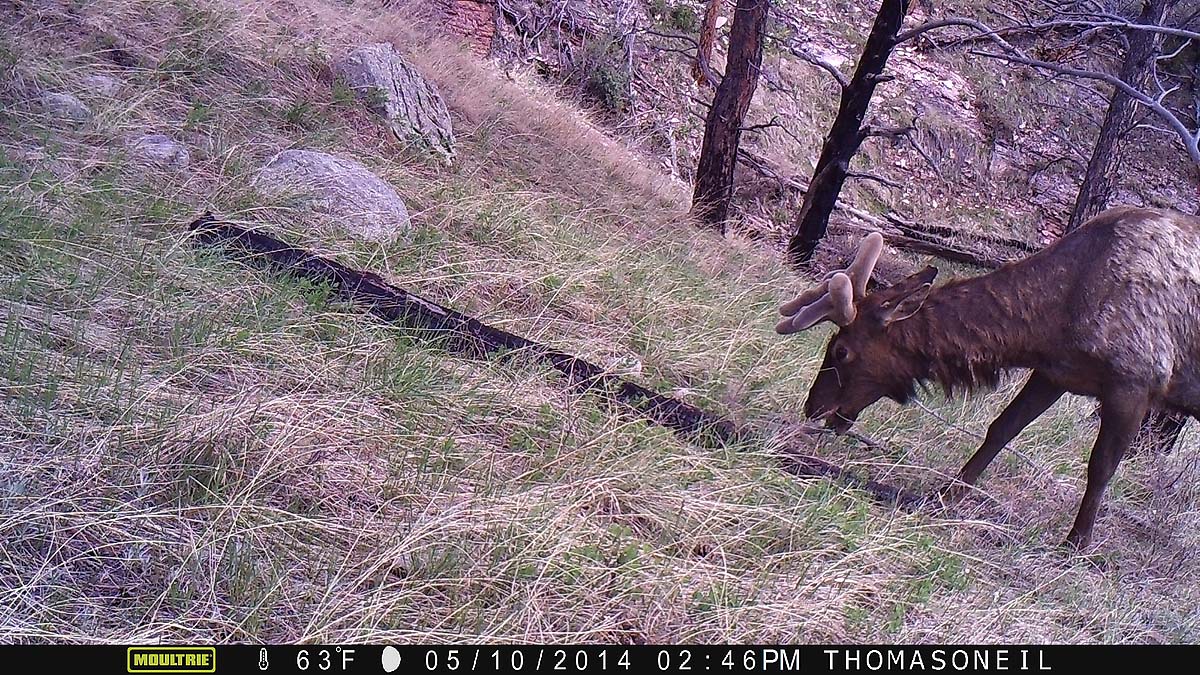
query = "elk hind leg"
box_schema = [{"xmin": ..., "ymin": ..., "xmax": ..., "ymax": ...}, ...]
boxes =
[
  {"xmin": 1065, "ymin": 386, "xmax": 1147, "ymax": 550},
  {"xmin": 1130, "ymin": 408, "xmax": 1188, "ymax": 456}
]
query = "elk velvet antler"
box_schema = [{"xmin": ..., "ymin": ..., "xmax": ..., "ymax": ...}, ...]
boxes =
[{"xmin": 776, "ymin": 231, "xmax": 884, "ymax": 333}]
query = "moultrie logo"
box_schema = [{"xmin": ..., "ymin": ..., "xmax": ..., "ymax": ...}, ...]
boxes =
[{"xmin": 126, "ymin": 647, "xmax": 217, "ymax": 674}]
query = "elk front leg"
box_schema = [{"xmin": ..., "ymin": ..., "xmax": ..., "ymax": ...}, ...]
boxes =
[
  {"xmin": 1065, "ymin": 386, "xmax": 1147, "ymax": 550},
  {"xmin": 940, "ymin": 371, "xmax": 1064, "ymax": 502}
]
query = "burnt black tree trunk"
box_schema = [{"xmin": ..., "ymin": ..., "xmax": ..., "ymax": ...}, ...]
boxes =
[
  {"xmin": 1067, "ymin": 0, "xmax": 1173, "ymax": 232},
  {"xmin": 690, "ymin": 0, "xmax": 770, "ymax": 232},
  {"xmin": 786, "ymin": 0, "xmax": 911, "ymax": 265}
]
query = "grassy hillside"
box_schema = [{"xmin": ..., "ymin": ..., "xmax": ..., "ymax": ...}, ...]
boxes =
[{"xmin": 1, "ymin": 0, "xmax": 1197, "ymax": 642}]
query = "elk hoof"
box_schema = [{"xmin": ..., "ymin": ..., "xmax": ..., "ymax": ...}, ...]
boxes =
[
  {"xmin": 935, "ymin": 479, "xmax": 972, "ymax": 505},
  {"xmin": 1063, "ymin": 529, "xmax": 1092, "ymax": 552}
]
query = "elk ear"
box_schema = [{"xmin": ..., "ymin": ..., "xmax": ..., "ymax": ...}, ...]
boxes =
[{"xmin": 877, "ymin": 266, "xmax": 937, "ymax": 326}]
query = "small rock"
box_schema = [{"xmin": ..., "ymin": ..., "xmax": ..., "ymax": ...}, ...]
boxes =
[
  {"xmin": 824, "ymin": 53, "xmax": 849, "ymax": 70},
  {"xmin": 333, "ymin": 43, "xmax": 456, "ymax": 162},
  {"xmin": 40, "ymin": 91, "xmax": 91, "ymax": 123},
  {"xmin": 254, "ymin": 149, "xmax": 410, "ymax": 244},
  {"xmin": 81, "ymin": 73, "xmax": 123, "ymax": 97},
  {"xmin": 127, "ymin": 134, "xmax": 190, "ymax": 170}
]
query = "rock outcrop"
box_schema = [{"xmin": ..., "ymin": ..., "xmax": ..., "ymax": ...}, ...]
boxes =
[{"xmin": 333, "ymin": 43, "xmax": 456, "ymax": 162}]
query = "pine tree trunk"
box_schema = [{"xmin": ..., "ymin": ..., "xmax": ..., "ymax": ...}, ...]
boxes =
[
  {"xmin": 786, "ymin": 0, "xmax": 911, "ymax": 265},
  {"xmin": 1066, "ymin": 0, "xmax": 1171, "ymax": 232},
  {"xmin": 690, "ymin": 0, "xmax": 769, "ymax": 232}
]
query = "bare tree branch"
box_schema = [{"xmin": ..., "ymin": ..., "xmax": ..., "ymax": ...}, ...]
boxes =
[
  {"xmin": 741, "ymin": 119, "xmax": 783, "ymax": 133},
  {"xmin": 863, "ymin": 122, "xmax": 915, "ymax": 141},
  {"xmin": 1133, "ymin": 121, "xmax": 1184, "ymax": 138},
  {"xmin": 1058, "ymin": 17, "xmax": 1200, "ymax": 42},
  {"xmin": 896, "ymin": 17, "xmax": 1021, "ymax": 45},
  {"xmin": 1027, "ymin": 154, "xmax": 1085, "ymax": 183},
  {"xmin": 902, "ymin": 15, "xmax": 1200, "ymax": 45},
  {"xmin": 763, "ymin": 34, "xmax": 850, "ymax": 89},
  {"xmin": 1158, "ymin": 38, "xmax": 1191, "ymax": 61},
  {"xmin": 893, "ymin": 11, "xmax": 1200, "ymax": 168},
  {"xmin": 642, "ymin": 28, "xmax": 700, "ymax": 47},
  {"xmin": 972, "ymin": 48, "xmax": 1200, "ymax": 165},
  {"xmin": 794, "ymin": 48, "xmax": 850, "ymax": 89},
  {"xmin": 847, "ymin": 170, "xmax": 904, "ymax": 189}
]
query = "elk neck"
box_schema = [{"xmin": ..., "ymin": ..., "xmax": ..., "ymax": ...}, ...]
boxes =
[{"xmin": 886, "ymin": 260, "xmax": 1055, "ymax": 395}]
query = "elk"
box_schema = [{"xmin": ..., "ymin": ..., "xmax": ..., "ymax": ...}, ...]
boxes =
[{"xmin": 775, "ymin": 206, "xmax": 1200, "ymax": 549}]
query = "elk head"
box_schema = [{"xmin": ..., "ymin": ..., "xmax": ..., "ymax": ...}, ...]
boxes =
[{"xmin": 776, "ymin": 232, "xmax": 939, "ymax": 432}]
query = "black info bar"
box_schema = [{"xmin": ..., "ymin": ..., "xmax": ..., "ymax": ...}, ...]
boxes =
[{"xmin": 0, "ymin": 645, "xmax": 1191, "ymax": 674}]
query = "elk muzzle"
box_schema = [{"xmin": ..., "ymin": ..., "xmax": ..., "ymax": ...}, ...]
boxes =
[{"xmin": 803, "ymin": 395, "xmax": 857, "ymax": 434}]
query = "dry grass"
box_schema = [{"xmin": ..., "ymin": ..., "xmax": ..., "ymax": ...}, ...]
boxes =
[{"xmin": 0, "ymin": 0, "xmax": 1197, "ymax": 644}]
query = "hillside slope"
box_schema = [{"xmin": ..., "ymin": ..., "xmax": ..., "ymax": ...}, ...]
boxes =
[{"xmin": 1, "ymin": 0, "xmax": 1197, "ymax": 642}]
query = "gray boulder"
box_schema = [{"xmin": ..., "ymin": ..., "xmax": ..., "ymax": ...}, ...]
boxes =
[
  {"xmin": 127, "ymin": 134, "xmax": 190, "ymax": 170},
  {"xmin": 40, "ymin": 92, "xmax": 91, "ymax": 123},
  {"xmin": 333, "ymin": 43, "xmax": 455, "ymax": 162},
  {"xmin": 254, "ymin": 149, "xmax": 410, "ymax": 244},
  {"xmin": 81, "ymin": 73, "xmax": 123, "ymax": 97}
]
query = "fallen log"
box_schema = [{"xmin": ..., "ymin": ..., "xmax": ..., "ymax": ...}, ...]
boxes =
[
  {"xmin": 831, "ymin": 221, "xmax": 1008, "ymax": 270},
  {"xmin": 884, "ymin": 232, "xmax": 1009, "ymax": 269},
  {"xmin": 188, "ymin": 213, "xmax": 922, "ymax": 508},
  {"xmin": 886, "ymin": 216, "xmax": 1041, "ymax": 255}
]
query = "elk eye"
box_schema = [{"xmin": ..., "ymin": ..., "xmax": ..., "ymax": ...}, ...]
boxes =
[{"xmin": 834, "ymin": 344, "xmax": 851, "ymax": 362}]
